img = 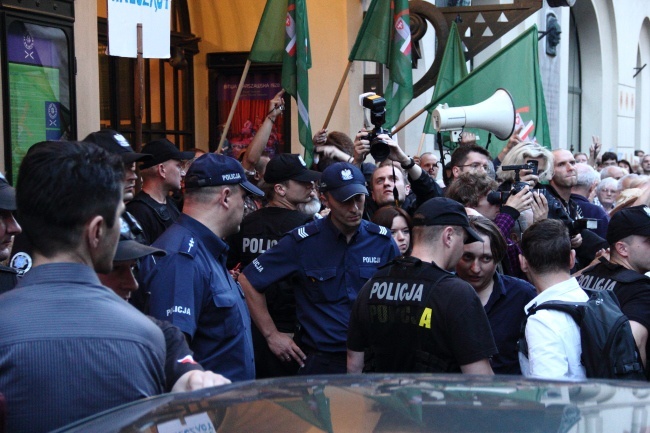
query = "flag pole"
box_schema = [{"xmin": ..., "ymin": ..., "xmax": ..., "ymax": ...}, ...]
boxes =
[
  {"xmin": 392, "ymin": 105, "xmax": 428, "ymax": 135},
  {"xmin": 216, "ymin": 59, "xmax": 252, "ymax": 154},
  {"xmin": 416, "ymin": 133, "xmax": 426, "ymax": 157},
  {"xmin": 322, "ymin": 61, "xmax": 353, "ymax": 130},
  {"xmin": 134, "ymin": 23, "xmax": 144, "ymax": 152}
]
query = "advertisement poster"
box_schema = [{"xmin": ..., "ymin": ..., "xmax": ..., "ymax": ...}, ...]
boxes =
[
  {"xmin": 6, "ymin": 21, "xmax": 69, "ymax": 183},
  {"xmin": 216, "ymin": 71, "xmax": 286, "ymax": 160}
]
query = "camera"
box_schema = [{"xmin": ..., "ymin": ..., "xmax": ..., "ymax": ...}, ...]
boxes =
[
  {"xmin": 487, "ymin": 160, "xmax": 539, "ymax": 205},
  {"xmin": 361, "ymin": 93, "xmax": 391, "ymax": 161}
]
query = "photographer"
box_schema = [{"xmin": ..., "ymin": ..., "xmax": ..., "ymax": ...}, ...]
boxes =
[
  {"xmin": 355, "ymin": 131, "xmax": 443, "ymax": 219},
  {"xmin": 545, "ymin": 149, "xmax": 608, "ymax": 270}
]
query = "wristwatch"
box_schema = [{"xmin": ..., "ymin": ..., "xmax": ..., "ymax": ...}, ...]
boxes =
[{"xmin": 400, "ymin": 157, "xmax": 416, "ymax": 170}]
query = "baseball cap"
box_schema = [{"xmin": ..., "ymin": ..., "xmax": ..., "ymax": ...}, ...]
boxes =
[
  {"xmin": 412, "ymin": 197, "xmax": 483, "ymax": 244},
  {"xmin": 83, "ymin": 130, "xmax": 152, "ymax": 164},
  {"xmin": 139, "ymin": 138, "xmax": 195, "ymax": 169},
  {"xmin": 184, "ymin": 153, "xmax": 264, "ymax": 197},
  {"xmin": 607, "ymin": 205, "xmax": 650, "ymax": 244},
  {"xmin": 0, "ymin": 173, "xmax": 16, "ymax": 211},
  {"xmin": 264, "ymin": 154, "xmax": 321, "ymax": 184},
  {"xmin": 319, "ymin": 162, "xmax": 368, "ymax": 202},
  {"xmin": 114, "ymin": 217, "xmax": 166, "ymax": 261}
]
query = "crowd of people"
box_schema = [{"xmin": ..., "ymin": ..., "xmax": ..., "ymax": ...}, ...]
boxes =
[{"xmin": 1, "ymin": 92, "xmax": 650, "ymax": 432}]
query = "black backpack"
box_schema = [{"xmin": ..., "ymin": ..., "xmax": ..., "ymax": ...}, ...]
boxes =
[{"xmin": 519, "ymin": 288, "xmax": 645, "ymax": 380}]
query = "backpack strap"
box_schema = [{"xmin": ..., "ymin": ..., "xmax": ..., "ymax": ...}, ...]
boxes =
[{"xmin": 518, "ymin": 301, "xmax": 585, "ymax": 358}]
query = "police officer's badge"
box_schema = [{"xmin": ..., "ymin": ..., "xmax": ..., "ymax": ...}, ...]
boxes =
[
  {"xmin": 341, "ymin": 169, "xmax": 353, "ymax": 181},
  {"xmin": 10, "ymin": 252, "xmax": 32, "ymax": 276}
]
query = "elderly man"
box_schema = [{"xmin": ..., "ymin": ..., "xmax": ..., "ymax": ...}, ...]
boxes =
[
  {"xmin": 0, "ymin": 141, "xmax": 166, "ymax": 433},
  {"xmin": 142, "ymin": 154, "xmax": 264, "ymax": 382},
  {"xmin": 347, "ymin": 197, "xmax": 496, "ymax": 374},
  {"xmin": 571, "ymin": 162, "xmax": 609, "ymax": 239},
  {"xmin": 239, "ymin": 162, "xmax": 399, "ymax": 375}
]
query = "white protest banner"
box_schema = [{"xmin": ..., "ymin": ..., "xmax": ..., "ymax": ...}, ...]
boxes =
[{"xmin": 107, "ymin": 0, "xmax": 171, "ymax": 58}]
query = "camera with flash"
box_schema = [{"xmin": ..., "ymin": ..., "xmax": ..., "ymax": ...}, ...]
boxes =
[{"xmin": 360, "ymin": 93, "xmax": 391, "ymax": 161}]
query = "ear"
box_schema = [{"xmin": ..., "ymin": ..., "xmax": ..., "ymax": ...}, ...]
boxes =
[
  {"xmin": 274, "ymin": 183, "xmax": 286, "ymax": 198},
  {"xmin": 451, "ymin": 166, "xmax": 461, "ymax": 179},
  {"xmin": 519, "ymin": 254, "xmax": 529, "ymax": 274},
  {"xmin": 613, "ymin": 240, "xmax": 628, "ymax": 258},
  {"xmin": 442, "ymin": 226, "xmax": 455, "ymax": 248},
  {"xmin": 86, "ymin": 215, "xmax": 104, "ymax": 251},
  {"xmin": 569, "ymin": 249, "xmax": 576, "ymax": 269},
  {"xmin": 319, "ymin": 192, "xmax": 329, "ymax": 209},
  {"xmin": 157, "ymin": 163, "xmax": 166, "ymax": 179}
]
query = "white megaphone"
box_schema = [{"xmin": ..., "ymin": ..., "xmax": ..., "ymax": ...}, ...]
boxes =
[{"xmin": 432, "ymin": 88, "xmax": 516, "ymax": 141}]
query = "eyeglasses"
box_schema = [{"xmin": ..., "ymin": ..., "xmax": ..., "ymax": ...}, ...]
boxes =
[{"xmin": 458, "ymin": 163, "xmax": 489, "ymax": 171}]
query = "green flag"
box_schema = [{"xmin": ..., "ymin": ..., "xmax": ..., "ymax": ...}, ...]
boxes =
[
  {"xmin": 348, "ymin": 0, "xmax": 391, "ymax": 64},
  {"xmin": 423, "ymin": 22, "xmax": 467, "ymax": 134},
  {"xmin": 282, "ymin": 0, "xmax": 314, "ymax": 165},
  {"xmin": 384, "ymin": 0, "xmax": 413, "ymax": 128},
  {"xmin": 349, "ymin": 0, "xmax": 413, "ymax": 129},
  {"xmin": 249, "ymin": 0, "xmax": 288, "ymax": 63},
  {"xmin": 423, "ymin": 25, "xmax": 551, "ymax": 156}
]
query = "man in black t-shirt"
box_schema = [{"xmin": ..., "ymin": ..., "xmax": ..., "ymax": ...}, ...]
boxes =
[
  {"xmin": 578, "ymin": 205, "xmax": 650, "ymax": 379},
  {"xmin": 347, "ymin": 197, "xmax": 497, "ymax": 374},
  {"xmin": 227, "ymin": 153, "xmax": 320, "ymax": 378}
]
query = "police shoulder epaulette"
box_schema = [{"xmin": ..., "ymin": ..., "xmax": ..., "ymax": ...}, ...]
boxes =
[
  {"xmin": 365, "ymin": 221, "xmax": 391, "ymax": 238},
  {"xmin": 291, "ymin": 224, "xmax": 319, "ymax": 241},
  {"xmin": 176, "ymin": 234, "xmax": 199, "ymax": 258}
]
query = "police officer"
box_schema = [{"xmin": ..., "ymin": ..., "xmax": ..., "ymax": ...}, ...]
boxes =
[
  {"xmin": 141, "ymin": 153, "xmax": 264, "ymax": 382},
  {"xmin": 347, "ymin": 197, "xmax": 496, "ymax": 374},
  {"xmin": 577, "ymin": 205, "xmax": 650, "ymax": 378},
  {"xmin": 126, "ymin": 138, "xmax": 194, "ymax": 244},
  {"xmin": 238, "ymin": 162, "xmax": 399, "ymax": 375},
  {"xmin": 227, "ymin": 153, "xmax": 320, "ymax": 378}
]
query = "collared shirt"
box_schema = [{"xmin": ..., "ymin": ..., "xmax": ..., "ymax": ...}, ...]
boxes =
[
  {"xmin": 243, "ymin": 216, "xmax": 399, "ymax": 353},
  {"xmin": 484, "ymin": 273, "xmax": 536, "ymax": 374},
  {"xmin": 143, "ymin": 214, "xmax": 255, "ymax": 381},
  {"xmin": 520, "ymin": 277, "xmax": 588, "ymax": 380},
  {"xmin": 0, "ymin": 263, "xmax": 166, "ymax": 433}
]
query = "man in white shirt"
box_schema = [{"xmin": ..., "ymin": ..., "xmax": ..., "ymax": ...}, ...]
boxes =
[{"xmin": 518, "ymin": 219, "xmax": 588, "ymax": 380}]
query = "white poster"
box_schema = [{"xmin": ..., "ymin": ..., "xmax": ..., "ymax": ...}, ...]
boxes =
[
  {"xmin": 107, "ymin": 0, "xmax": 171, "ymax": 58},
  {"xmin": 156, "ymin": 412, "xmax": 216, "ymax": 433}
]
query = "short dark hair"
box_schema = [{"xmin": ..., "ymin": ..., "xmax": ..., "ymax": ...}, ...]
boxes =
[
  {"xmin": 17, "ymin": 141, "xmax": 125, "ymax": 257},
  {"xmin": 602, "ymin": 151, "xmax": 618, "ymax": 163},
  {"xmin": 445, "ymin": 172, "xmax": 497, "ymax": 208},
  {"xmin": 520, "ymin": 219, "xmax": 571, "ymax": 274},
  {"xmin": 468, "ymin": 216, "xmax": 507, "ymax": 264},
  {"xmin": 449, "ymin": 144, "xmax": 491, "ymax": 170}
]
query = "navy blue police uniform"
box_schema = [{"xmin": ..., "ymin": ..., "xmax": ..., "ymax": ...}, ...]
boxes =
[
  {"xmin": 142, "ymin": 214, "xmax": 254, "ymax": 382},
  {"xmin": 244, "ymin": 213, "xmax": 399, "ymax": 374}
]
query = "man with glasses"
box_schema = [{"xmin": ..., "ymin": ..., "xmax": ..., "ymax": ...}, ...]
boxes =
[{"xmin": 449, "ymin": 144, "xmax": 492, "ymax": 183}]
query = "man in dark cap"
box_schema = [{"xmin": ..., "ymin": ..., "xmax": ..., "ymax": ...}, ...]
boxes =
[
  {"xmin": 0, "ymin": 173, "xmax": 21, "ymax": 294},
  {"xmin": 227, "ymin": 153, "xmax": 320, "ymax": 378},
  {"xmin": 577, "ymin": 205, "xmax": 650, "ymax": 379},
  {"xmin": 99, "ymin": 218, "xmax": 231, "ymax": 392},
  {"xmin": 141, "ymin": 153, "xmax": 264, "ymax": 382},
  {"xmin": 239, "ymin": 162, "xmax": 399, "ymax": 375},
  {"xmin": 126, "ymin": 138, "xmax": 194, "ymax": 244},
  {"xmin": 347, "ymin": 197, "xmax": 496, "ymax": 374}
]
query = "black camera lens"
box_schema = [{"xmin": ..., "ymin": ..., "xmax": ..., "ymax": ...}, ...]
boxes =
[
  {"xmin": 487, "ymin": 191, "xmax": 508, "ymax": 205},
  {"xmin": 370, "ymin": 137, "xmax": 390, "ymax": 162}
]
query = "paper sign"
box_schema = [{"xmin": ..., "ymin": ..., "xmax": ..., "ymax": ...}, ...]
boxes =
[
  {"xmin": 107, "ymin": 0, "xmax": 171, "ymax": 58},
  {"xmin": 156, "ymin": 412, "xmax": 216, "ymax": 433}
]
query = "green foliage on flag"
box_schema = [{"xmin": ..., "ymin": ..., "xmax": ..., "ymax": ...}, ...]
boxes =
[
  {"xmin": 349, "ymin": 0, "xmax": 413, "ymax": 129},
  {"xmin": 249, "ymin": 0, "xmax": 288, "ymax": 63},
  {"xmin": 423, "ymin": 25, "xmax": 551, "ymax": 156},
  {"xmin": 282, "ymin": 0, "xmax": 314, "ymax": 166},
  {"xmin": 423, "ymin": 22, "xmax": 467, "ymax": 134}
]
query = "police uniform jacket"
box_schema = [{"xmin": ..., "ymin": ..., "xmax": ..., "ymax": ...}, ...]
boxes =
[{"xmin": 242, "ymin": 216, "xmax": 399, "ymax": 353}]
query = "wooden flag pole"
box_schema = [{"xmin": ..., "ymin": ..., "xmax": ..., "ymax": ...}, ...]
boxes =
[
  {"xmin": 134, "ymin": 23, "xmax": 144, "ymax": 152},
  {"xmin": 216, "ymin": 60, "xmax": 252, "ymax": 154},
  {"xmin": 322, "ymin": 61, "xmax": 353, "ymax": 130},
  {"xmin": 416, "ymin": 133, "xmax": 426, "ymax": 157},
  {"xmin": 392, "ymin": 105, "xmax": 427, "ymax": 135}
]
